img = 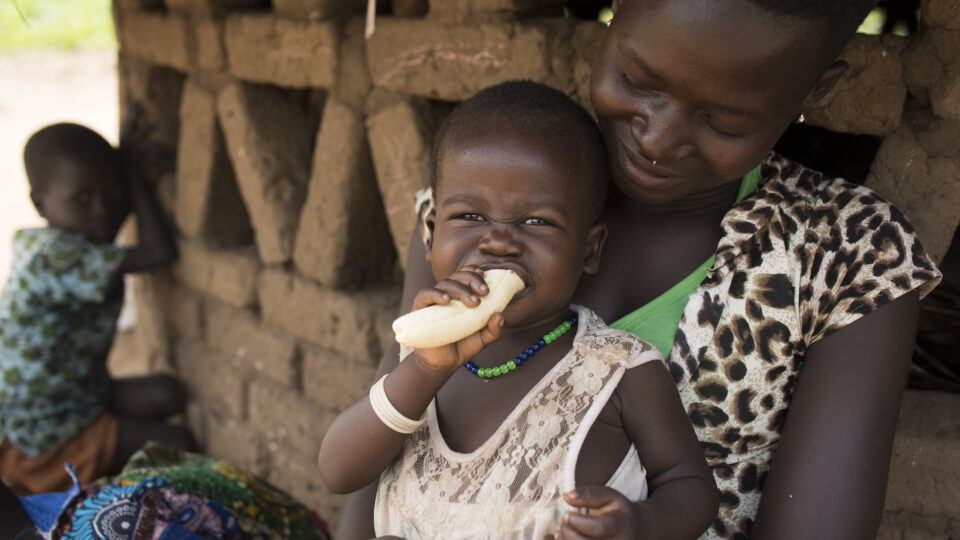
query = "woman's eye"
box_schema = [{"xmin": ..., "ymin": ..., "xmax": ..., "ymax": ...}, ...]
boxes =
[{"xmin": 620, "ymin": 72, "xmax": 657, "ymax": 95}]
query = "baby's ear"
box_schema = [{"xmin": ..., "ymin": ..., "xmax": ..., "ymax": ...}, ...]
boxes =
[
  {"xmin": 423, "ymin": 209, "xmax": 436, "ymax": 262},
  {"xmin": 583, "ymin": 222, "xmax": 608, "ymax": 275}
]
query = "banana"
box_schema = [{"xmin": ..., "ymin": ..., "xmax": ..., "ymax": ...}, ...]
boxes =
[{"xmin": 393, "ymin": 269, "xmax": 525, "ymax": 349}]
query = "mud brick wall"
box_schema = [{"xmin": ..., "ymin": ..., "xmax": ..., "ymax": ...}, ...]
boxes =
[{"xmin": 112, "ymin": 0, "xmax": 960, "ymax": 532}]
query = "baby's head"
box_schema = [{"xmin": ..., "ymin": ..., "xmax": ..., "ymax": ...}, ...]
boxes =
[
  {"xmin": 24, "ymin": 123, "xmax": 129, "ymax": 244},
  {"xmin": 429, "ymin": 81, "xmax": 609, "ymax": 327}
]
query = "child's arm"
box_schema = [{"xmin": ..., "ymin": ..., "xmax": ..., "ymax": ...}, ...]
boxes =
[
  {"xmin": 118, "ymin": 174, "xmax": 176, "ymax": 274},
  {"xmin": 318, "ymin": 268, "xmax": 503, "ymax": 494},
  {"xmin": 560, "ymin": 362, "xmax": 719, "ymax": 539},
  {"xmin": 117, "ymin": 106, "xmax": 177, "ymax": 274}
]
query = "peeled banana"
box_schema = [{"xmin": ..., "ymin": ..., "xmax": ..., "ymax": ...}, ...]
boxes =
[{"xmin": 393, "ymin": 269, "xmax": 525, "ymax": 349}]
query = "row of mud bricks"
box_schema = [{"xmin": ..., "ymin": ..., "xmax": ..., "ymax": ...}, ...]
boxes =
[{"xmin": 111, "ymin": 0, "xmax": 960, "ymax": 534}]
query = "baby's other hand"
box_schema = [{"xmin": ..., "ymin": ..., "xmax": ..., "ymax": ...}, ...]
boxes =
[
  {"xmin": 560, "ymin": 487, "xmax": 650, "ymax": 540},
  {"xmin": 410, "ymin": 266, "xmax": 503, "ymax": 374}
]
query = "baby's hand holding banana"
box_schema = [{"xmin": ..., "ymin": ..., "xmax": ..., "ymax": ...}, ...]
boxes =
[{"xmin": 393, "ymin": 269, "xmax": 525, "ymax": 349}]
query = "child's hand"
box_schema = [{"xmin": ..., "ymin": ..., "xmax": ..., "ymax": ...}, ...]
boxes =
[
  {"xmin": 560, "ymin": 487, "xmax": 650, "ymax": 539},
  {"xmin": 410, "ymin": 266, "xmax": 505, "ymax": 374},
  {"xmin": 119, "ymin": 102, "xmax": 173, "ymax": 185}
]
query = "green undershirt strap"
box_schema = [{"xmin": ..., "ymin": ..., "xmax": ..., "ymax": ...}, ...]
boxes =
[{"xmin": 611, "ymin": 164, "xmax": 762, "ymax": 358}]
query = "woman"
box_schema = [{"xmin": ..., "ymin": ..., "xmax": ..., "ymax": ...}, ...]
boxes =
[{"xmin": 340, "ymin": 1, "xmax": 941, "ymax": 538}]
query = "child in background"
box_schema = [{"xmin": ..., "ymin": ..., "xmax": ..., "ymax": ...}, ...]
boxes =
[
  {"xmin": 0, "ymin": 113, "xmax": 194, "ymax": 494},
  {"xmin": 319, "ymin": 81, "xmax": 718, "ymax": 539}
]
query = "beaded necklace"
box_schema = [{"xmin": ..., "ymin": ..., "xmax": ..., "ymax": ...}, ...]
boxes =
[{"xmin": 464, "ymin": 314, "xmax": 578, "ymax": 379}]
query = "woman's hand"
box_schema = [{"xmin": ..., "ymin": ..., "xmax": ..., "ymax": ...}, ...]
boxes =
[
  {"xmin": 409, "ymin": 267, "xmax": 504, "ymax": 373},
  {"xmin": 559, "ymin": 487, "xmax": 650, "ymax": 540}
]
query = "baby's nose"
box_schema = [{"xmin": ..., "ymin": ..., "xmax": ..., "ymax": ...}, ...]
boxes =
[{"xmin": 478, "ymin": 226, "xmax": 522, "ymax": 256}]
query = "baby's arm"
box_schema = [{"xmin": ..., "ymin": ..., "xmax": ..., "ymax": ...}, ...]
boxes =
[
  {"xmin": 318, "ymin": 268, "xmax": 503, "ymax": 494},
  {"xmin": 561, "ymin": 362, "xmax": 718, "ymax": 539},
  {"xmin": 118, "ymin": 105, "xmax": 177, "ymax": 274}
]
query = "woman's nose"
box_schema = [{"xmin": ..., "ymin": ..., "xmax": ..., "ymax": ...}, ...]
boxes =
[
  {"xmin": 478, "ymin": 226, "xmax": 522, "ymax": 257},
  {"xmin": 630, "ymin": 103, "xmax": 693, "ymax": 163}
]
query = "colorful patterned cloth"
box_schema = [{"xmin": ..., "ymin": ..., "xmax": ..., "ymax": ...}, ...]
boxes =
[
  {"xmin": 52, "ymin": 444, "xmax": 330, "ymax": 540},
  {"xmin": 0, "ymin": 227, "xmax": 126, "ymax": 457}
]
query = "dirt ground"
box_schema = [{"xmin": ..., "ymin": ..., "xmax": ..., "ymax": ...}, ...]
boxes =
[{"xmin": 0, "ymin": 50, "xmax": 146, "ymax": 377}]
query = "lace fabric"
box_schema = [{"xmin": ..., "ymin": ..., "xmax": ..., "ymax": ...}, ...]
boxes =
[{"xmin": 375, "ymin": 306, "xmax": 661, "ymax": 539}]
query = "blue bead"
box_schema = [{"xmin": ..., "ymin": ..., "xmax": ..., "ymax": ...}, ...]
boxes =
[
  {"xmin": 537, "ymin": 339, "xmax": 546, "ymax": 347},
  {"xmin": 518, "ymin": 352, "xmax": 529, "ymax": 360}
]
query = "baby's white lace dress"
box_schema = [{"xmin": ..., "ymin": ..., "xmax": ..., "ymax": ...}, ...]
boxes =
[{"xmin": 374, "ymin": 305, "xmax": 662, "ymax": 539}]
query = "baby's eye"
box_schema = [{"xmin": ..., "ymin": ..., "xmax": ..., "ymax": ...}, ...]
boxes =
[
  {"xmin": 453, "ymin": 213, "xmax": 484, "ymax": 222},
  {"xmin": 522, "ymin": 217, "xmax": 552, "ymax": 226}
]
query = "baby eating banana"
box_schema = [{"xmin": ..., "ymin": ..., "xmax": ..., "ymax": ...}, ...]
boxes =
[{"xmin": 319, "ymin": 81, "xmax": 718, "ymax": 539}]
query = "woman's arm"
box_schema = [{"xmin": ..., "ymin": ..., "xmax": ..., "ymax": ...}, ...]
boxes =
[
  {"xmin": 750, "ymin": 290, "xmax": 919, "ymax": 539},
  {"xmin": 561, "ymin": 362, "xmax": 719, "ymax": 539}
]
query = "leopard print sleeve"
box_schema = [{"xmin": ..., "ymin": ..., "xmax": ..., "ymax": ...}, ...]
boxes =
[{"xmin": 796, "ymin": 177, "xmax": 941, "ymax": 345}]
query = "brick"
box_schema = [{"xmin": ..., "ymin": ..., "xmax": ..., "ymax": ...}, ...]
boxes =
[
  {"xmin": 117, "ymin": 12, "xmax": 189, "ymax": 71},
  {"xmin": 130, "ymin": 274, "xmax": 171, "ymax": 368},
  {"xmin": 922, "ymin": 0, "xmax": 960, "ymax": 30},
  {"xmin": 878, "ymin": 512, "xmax": 960, "ymax": 539},
  {"xmin": 217, "ymin": 82, "xmax": 314, "ymax": 263},
  {"xmin": 931, "ymin": 61, "xmax": 960, "ymax": 121},
  {"xmin": 272, "ymin": 0, "xmax": 362, "ymax": 20},
  {"xmin": 249, "ymin": 379, "xmax": 334, "ymax": 458},
  {"xmin": 185, "ymin": 401, "xmax": 206, "ymax": 448},
  {"xmin": 135, "ymin": 270, "xmax": 205, "ymax": 344},
  {"xmin": 194, "ymin": 20, "xmax": 227, "ymax": 72},
  {"xmin": 174, "ymin": 241, "xmax": 260, "ymax": 307},
  {"xmin": 428, "ymin": 0, "xmax": 567, "ymax": 21},
  {"xmin": 333, "ymin": 18, "xmax": 372, "ymax": 111},
  {"xmin": 175, "ymin": 81, "xmax": 253, "ymax": 247},
  {"xmin": 206, "ymin": 300, "xmax": 299, "ymax": 387},
  {"xmin": 204, "ymin": 408, "xmax": 267, "ymax": 474},
  {"xmin": 258, "ymin": 268, "xmax": 400, "ymax": 361},
  {"xmin": 884, "ymin": 390, "xmax": 960, "ymax": 519},
  {"xmin": 904, "ymin": 27, "xmax": 960, "ymax": 102},
  {"xmin": 866, "ymin": 110, "xmax": 960, "ymax": 263},
  {"xmin": 393, "ymin": 0, "xmax": 428, "ymax": 17},
  {"xmin": 804, "ymin": 35, "xmax": 907, "ymax": 136},
  {"xmin": 302, "ymin": 346, "xmax": 377, "ymax": 411},
  {"xmin": 366, "ymin": 91, "xmax": 442, "ymax": 263},
  {"xmin": 165, "ymin": 0, "xmax": 269, "ymax": 16},
  {"xmin": 224, "ymin": 15, "xmax": 339, "ymax": 88},
  {"xmin": 266, "ymin": 447, "xmax": 343, "ymax": 520},
  {"xmin": 294, "ymin": 98, "xmax": 395, "ymax": 288},
  {"xmin": 367, "ymin": 18, "xmax": 561, "ymax": 101},
  {"xmin": 118, "ymin": 55, "xmax": 185, "ymax": 151},
  {"xmin": 177, "ymin": 339, "xmax": 247, "ymax": 419}
]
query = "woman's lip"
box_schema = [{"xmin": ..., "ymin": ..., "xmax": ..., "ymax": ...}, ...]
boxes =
[{"xmin": 620, "ymin": 148, "xmax": 685, "ymax": 190}]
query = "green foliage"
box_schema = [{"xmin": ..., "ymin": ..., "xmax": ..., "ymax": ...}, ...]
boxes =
[{"xmin": 0, "ymin": 0, "xmax": 116, "ymax": 51}]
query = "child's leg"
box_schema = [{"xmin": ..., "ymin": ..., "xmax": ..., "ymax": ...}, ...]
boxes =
[
  {"xmin": 110, "ymin": 416, "xmax": 197, "ymax": 473},
  {"xmin": 110, "ymin": 374, "xmax": 186, "ymax": 421}
]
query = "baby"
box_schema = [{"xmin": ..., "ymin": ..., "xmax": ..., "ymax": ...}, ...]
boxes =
[
  {"xmin": 0, "ymin": 116, "xmax": 193, "ymax": 494},
  {"xmin": 319, "ymin": 81, "xmax": 718, "ymax": 538}
]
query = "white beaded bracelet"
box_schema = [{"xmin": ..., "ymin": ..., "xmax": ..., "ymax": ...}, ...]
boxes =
[{"xmin": 369, "ymin": 375, "xmax": 426, "ymax": 434}]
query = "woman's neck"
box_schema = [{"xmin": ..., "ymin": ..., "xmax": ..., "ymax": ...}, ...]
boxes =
[{"xmin": 612, "ymin": 178, "xmax": 741, "ymax": 218}]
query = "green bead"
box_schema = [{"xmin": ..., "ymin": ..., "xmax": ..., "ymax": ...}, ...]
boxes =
[
  {"xmin": 507, "ymin": 361, "xmax": 517, "ymax": 370},
  {"xmin": 495, "ymin": 366, "xmax": 505, "ymax": 376},
  {"xmin": 479, "ymin": 368, "xmax": 488, "ymax": 378},
  {"xmin": 545, "ymin": 334, "xmax": 554, "ymax": 344}
]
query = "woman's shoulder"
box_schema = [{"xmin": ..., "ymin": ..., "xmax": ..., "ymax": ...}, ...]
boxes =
[{"xmin": 760, "ymin": 152, "xmax": 892, "ymax": 211}]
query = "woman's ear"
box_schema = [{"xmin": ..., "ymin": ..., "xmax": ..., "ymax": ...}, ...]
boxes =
[
  {"xmin": 583, "ymin": 222, "xmax": 608, "ymax": 275},
  {"xmin": 804, "ymin": 60, "xmax": 848, "ymax": 108}
]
